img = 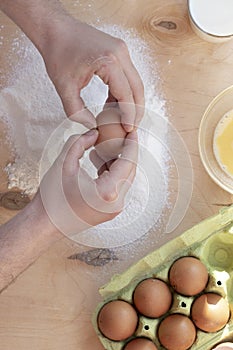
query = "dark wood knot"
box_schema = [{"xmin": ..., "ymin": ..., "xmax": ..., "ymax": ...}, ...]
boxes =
[
  {"xmin": 157, "ymin": 21, "xmax": 177, "ymax": 30},
  {"xmin": 0, "ymin": 191, "xmax": 31, "ymax": 210},
  {"xmin": 68, "ymin": 248, "xmax": 118, "ymax": 267}
]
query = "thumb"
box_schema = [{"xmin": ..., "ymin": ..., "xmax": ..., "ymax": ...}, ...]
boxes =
[{"xmin": 63, "ymin": 129, "xmax": 98, "ymax": 176}]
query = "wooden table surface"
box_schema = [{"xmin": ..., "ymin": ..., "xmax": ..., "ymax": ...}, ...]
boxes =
[{"xmin": 0, "ymin": 0, "xmax": 233, "ymax": 349}]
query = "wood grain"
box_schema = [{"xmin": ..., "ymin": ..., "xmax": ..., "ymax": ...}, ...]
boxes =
[{"xmin": 0, "ymin": 0, "xmax": 232, "ymax": 349}]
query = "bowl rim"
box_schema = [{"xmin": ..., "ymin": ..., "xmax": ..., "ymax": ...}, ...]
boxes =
[
  {"xmin": 198, "ymin": 85, "xmax": 233, "ymax": 194},
  {"xmin": 187, "ymin": 0, "xmax": 233, "ymax": 40}
]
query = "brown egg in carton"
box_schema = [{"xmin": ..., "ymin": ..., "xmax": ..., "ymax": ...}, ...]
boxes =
[{"xmin": 92, "ymin": 205, "xmax": 233, "ymax": 350}]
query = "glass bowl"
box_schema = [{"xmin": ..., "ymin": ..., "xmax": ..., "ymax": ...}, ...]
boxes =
[{"xmin": 199, "ymin": 85, "xmax": 233, "ymax": 194}]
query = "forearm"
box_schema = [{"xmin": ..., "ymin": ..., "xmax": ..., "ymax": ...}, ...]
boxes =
[
  {"xmin": 0, "ymin": 193, "xmax": 62, "ymax": 293},
  {"xmin": 0, "ymin": 0, "xmax": 70, "ymax": 53}
]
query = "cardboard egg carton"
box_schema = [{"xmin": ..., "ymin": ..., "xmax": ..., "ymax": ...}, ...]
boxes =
[{"xmin": 92, "ymin": 205, "xmax": 233, "ymax": 350}]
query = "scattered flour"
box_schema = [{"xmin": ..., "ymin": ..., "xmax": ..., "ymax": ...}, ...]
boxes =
[{"xmin": 0, "ymin": 24, "xmax": 169, "ymax": 248}]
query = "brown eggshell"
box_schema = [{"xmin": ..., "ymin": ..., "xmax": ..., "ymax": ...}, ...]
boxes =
[
  {"xmin": 124, "ymin": 337, "xmax": 158, "ymax": 350},
  {"xmin": 191, "ymin": 293, "xmax": 230, "ymax": 332},
  {"xmin": 95, "ymin": 108, "xmax": 127, "ymax": 161},
  {"xmin": 169, "ymin": 256, "xmax": 209, "ymax": 296},
  {"xmin": 158, "ymin": 314, "xmax": 196, "ymax": 350},
  {"xmin": 133, "ymin": 278, "xmax": 172, "ymax": 318},
  {"xmin": 97, "ymin": 300, "xmax": 138, "ymax": 341}
]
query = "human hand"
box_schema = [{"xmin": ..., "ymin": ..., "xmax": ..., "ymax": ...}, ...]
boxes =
[
  {"xmin": 41, "ymin": 17, "xmax": 144, "ymax": 131},
  {"xmin": 39, "ymin": 128, "xmax": 138, "ymax": 236}
]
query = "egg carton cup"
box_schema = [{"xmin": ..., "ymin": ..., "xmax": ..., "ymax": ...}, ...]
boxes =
[{"xmin": 92, "ymin": 205, "xmax": 233, "ymax": 350}]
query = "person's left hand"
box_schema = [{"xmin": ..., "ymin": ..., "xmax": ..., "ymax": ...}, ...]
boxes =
[
  {"xmin": 39, "ymin": 128, "xmax": 138, "ymax": 236},
  {"xmin": 40, "ymin": 16, "xmax": 145, "ymax": 131}
]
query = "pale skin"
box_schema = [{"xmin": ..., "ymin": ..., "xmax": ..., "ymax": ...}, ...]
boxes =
[
  {"xmin": 0, "ymin": 0, "xmax": 143, "ymax": 292},
  {"xmin": 0, "ymin": 129, "xmax": 138, "ymax": 293},
  {"xmin": 0, "ymin": 0, "xmax": 144, "ymax": 130}
]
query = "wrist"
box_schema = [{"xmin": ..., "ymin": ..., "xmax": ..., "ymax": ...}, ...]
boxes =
[
  {"xmin": 28, "ymin": 192, "xmax": 63, "ymax": 242},
  {"xmin": 38, "ymin": 14, "xmax": 82, "ymax": 59},
  {"xmin": 0, "ymin": 0, "xmax": 73, "ymax": 55}
]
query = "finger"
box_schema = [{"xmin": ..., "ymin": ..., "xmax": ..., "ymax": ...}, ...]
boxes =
[
  {"xmin": 63, "ymin": 129, "xmax": 98, "ymax": 176},
  {"xmin": 59, "ymin": 80, "xmax": 97, "ymax": 129},
  {"xmin": 89, "ymin": 149, "xmax": 108, "ymax": 175},
  {"xmin": 104, "ymin": 89, "xmax": 144, "ymax": 129},
  {"xmin": 109, "ymin": 131, "xmax": 138, "ymax": 182},
  {"xmin": 55, "ymin": 134, "xmax": 80, "ymax": 168},
  {"xmin": 98, "ymin": 164, "xmax": 108, "ymax": 176},
  {"xmin": 95, "ymin": 131, "xmax": 138, "ymax": 200},
  {"xmin": 106, "ymin": 159, "xmax": 115, "ymax": 170},
  {"xmin": 96, "ymin": 60, "xmax": 136, "ymax": 132},
  {"xmin": 98, "ymin": 159, "xmax": 115, "ymax": 177},
  {"xmin": 135, "ymin": 104, "xmax": 145, "ymax": 129},
  {"xmin": 112, "ymin": 40, "xmax": 145, "ymax": 127},
  {"xmin": 104, "ymin": 92, "xmax": 118, "ymax": 108},
  {"xmin": 95, "ymin": 169, "xmax": 118, "ymax": 202},
  {"xmin": 113, "ymin": 143, "xmax": 137, "ymax": 200},
  {"xmin": 115, "ymin": 158, "xmax": 137, "ymax": 200},
  {"xmin": 89, "ymin": 149, "xmax": 105, "ymax": 170},
  {"xmin": 109, "ymin": 147, "xmax": 137, "ymax": 201},
  {"xmin": 89, "ymin": 149, "xmax": 115, "ymax": 176},
  {"xmin": 118, "ymin": 60, "xmax": 145, "ymax": 127}
]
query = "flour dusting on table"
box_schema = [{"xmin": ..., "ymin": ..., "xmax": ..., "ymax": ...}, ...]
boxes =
[{"xmin": 0, "ymin": 25, "xmax": 169, "ymax": 248}]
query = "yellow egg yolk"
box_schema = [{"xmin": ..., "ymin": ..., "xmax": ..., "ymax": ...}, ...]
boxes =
[{"xmin": 214, "ymin": 111, "xmax": 233, "ymax": 178}]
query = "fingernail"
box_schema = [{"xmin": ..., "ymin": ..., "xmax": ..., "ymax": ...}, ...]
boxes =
[
  {"xmin": 85, "ymin": 129, "xmax": 98, "ymax": 136},
  {"xmin": 86, "ymin": 121, "xmax": 97, "ymax": 129},
  {"xmin": 123, "ymin": 124, "xmax": 133, "ymax": 132}
]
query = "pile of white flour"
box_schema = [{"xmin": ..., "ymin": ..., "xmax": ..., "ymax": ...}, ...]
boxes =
[{"xmin": 0, "ymin": 25, "xmax": 169, "ymax": 248}]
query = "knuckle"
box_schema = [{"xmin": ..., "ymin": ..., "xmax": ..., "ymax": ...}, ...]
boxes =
[
  {"xmin": 104, "ymin": 51, "xmax": 118, "ymax": 65},
  {"xmin": 116, "ymin": 38, "xmax": 128, "ymax": 55},
  {"xmin": 77, "ymin": 72, "xmax": 92, "ymax": 88},
  {"xmin": 118, "ymin": 90, "xmax": 133, "ymax": 102},
  {"xmin": 103, "ymin": 39, "xmax": 128, "ymax": 62},
  {"xmin": 101, "ymin": 190, "xmax": 118, "ymax": 202}
]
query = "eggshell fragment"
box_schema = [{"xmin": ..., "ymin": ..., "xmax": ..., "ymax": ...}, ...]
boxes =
[
  {"xmin": 169, "ymin": 256, "xmax": 209, "ymax": 296},
  {"xmin": 158, "ymin": 314, "xmax": 196, "ymax": 350},
  {"xmin": 212, "ymin": 343, "xmax": 233, "ymax": 350},
  {"xmin": 97, "ymin": 300, "xmax": 138, "ymax": 341},
  {"xmin": 191, "ymin": 293, "xmax": 230, "ymax": 332},
  {"xmin": 133, "ymin": 278, "xmax": 172, "ymax": 318},
  {"xmin": 95, "ymin": 108, "xmax": 127, "ymax": 162},
  {"xmin": 124, "ymin": 338, "xmax": 158, "ymax": 350}
]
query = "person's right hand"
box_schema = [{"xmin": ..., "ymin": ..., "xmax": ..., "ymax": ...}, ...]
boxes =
[
  {"xmin": 41, "ymin": 17, "xmax": 145, "ymax": 131},
  {"xmin": 39, "ymin": 128, "xmax": 138, "ymax": 236}
]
